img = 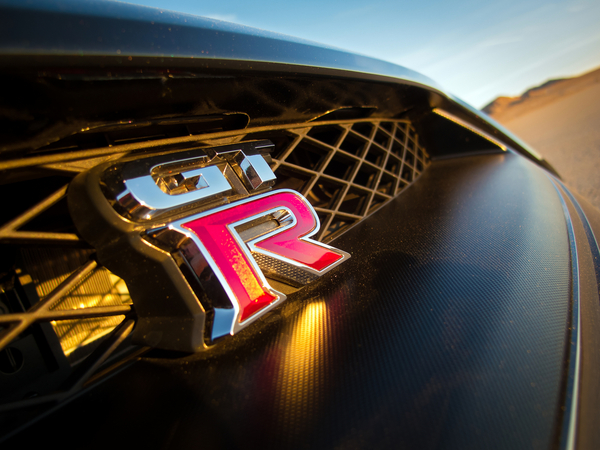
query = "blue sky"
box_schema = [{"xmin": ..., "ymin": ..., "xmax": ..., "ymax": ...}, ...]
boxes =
[{"xmin": 121, "ymin": 0, "xmax": 600, "ymax": 108}]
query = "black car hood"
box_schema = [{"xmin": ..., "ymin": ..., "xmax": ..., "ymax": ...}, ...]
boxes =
[{"xmin": 5, "ymin": 152, "xmax": 578, "ymax": 449}]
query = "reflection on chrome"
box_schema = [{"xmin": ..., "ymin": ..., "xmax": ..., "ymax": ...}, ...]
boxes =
[
  {"xmin": 19, "ymin": 247, "xmax": 132, "ymax": 362},
  {"xmin": 48, "ymin": 271, "xmax": 131, "ymax": 360},
  {"xmin": 275, "ymin": 301, "xmax": 329, "ymax": 433}
]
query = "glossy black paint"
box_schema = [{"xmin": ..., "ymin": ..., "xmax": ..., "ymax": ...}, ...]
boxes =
[
  {"xmin": 6, "ymin": 153, "xmax": 575, "ymax": 449},
  {"xmin": 0, "ymin": 0, "xmax": 435, "ymax": 87}
]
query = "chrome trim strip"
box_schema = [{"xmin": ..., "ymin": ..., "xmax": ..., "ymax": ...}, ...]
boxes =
[
  {"xmin": 555, "ymin": 179, "xmax": 600, "ymax": 290},
  {"xmin": 548, "ymin": 176, "xmax": 581, "ymax": 450},
  {"xmin": 448, "ymin": 96, "xmax": 545, "ymax": 161},
  {"xmin": 433, "ymin": 108, "xmax": 508, "ymax": 151}
]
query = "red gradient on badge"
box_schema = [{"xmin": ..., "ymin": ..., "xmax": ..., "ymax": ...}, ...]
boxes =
[
  {"xmin": 181, "ymin": 191, "xmax": 344, "ymax": 322},
  {"xmin": 251, "ymin": 196, "xmax": 343, "ymax": 271}
]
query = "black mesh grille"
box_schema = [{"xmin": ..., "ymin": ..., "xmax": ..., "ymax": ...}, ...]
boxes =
[
  {"xmin": 0, "ymin": 178, "xmax": 137, "ymax": 423},
  {"xmin": 2, "ymin": 117, "xmax": 430, "ymax": 245},
  {"xmin": 0, "ymin": 117, "xmax": 429, "ymax": 427},
  {"xmin": 249, "ymin": 120, "xmax": 430, "ymax": 242}
]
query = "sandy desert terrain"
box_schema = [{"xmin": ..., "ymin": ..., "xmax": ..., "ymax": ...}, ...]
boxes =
[{"xmin": 483, "ymin": 67, "xmax": 600, "ymax": 210}]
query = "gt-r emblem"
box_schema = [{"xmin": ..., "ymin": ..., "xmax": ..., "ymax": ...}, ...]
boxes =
[
  {"xmin": 173, "ymin": 190, "xmax": 349, "ymax": 336},
  {"xmin": 68, "ymin": 140, "xmax": 350, "ymax": 351}
]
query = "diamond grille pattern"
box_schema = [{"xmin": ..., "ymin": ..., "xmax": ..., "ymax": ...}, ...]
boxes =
[
  {"xmin": 0, "ymin": 117, "xmax": 429, "ymax": 414},
  {"xmin": 262, "ymin": 120, "xmax": 430, "ymax": 242}
]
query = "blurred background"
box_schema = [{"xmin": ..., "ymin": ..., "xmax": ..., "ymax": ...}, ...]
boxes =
[{"xmin": 122, "ymin": 0, "xmax": 600, "ymax": 207}]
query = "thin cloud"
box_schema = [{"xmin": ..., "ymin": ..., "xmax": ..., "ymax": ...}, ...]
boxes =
[{"xmin": 478, "ymin": 36, "xmax": 523, "ymax": 48}]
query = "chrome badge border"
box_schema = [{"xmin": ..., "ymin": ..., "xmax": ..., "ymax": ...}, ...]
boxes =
[{"xmin": 169, "ymin": 188, "xmax": 350, "ymax": 336}]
